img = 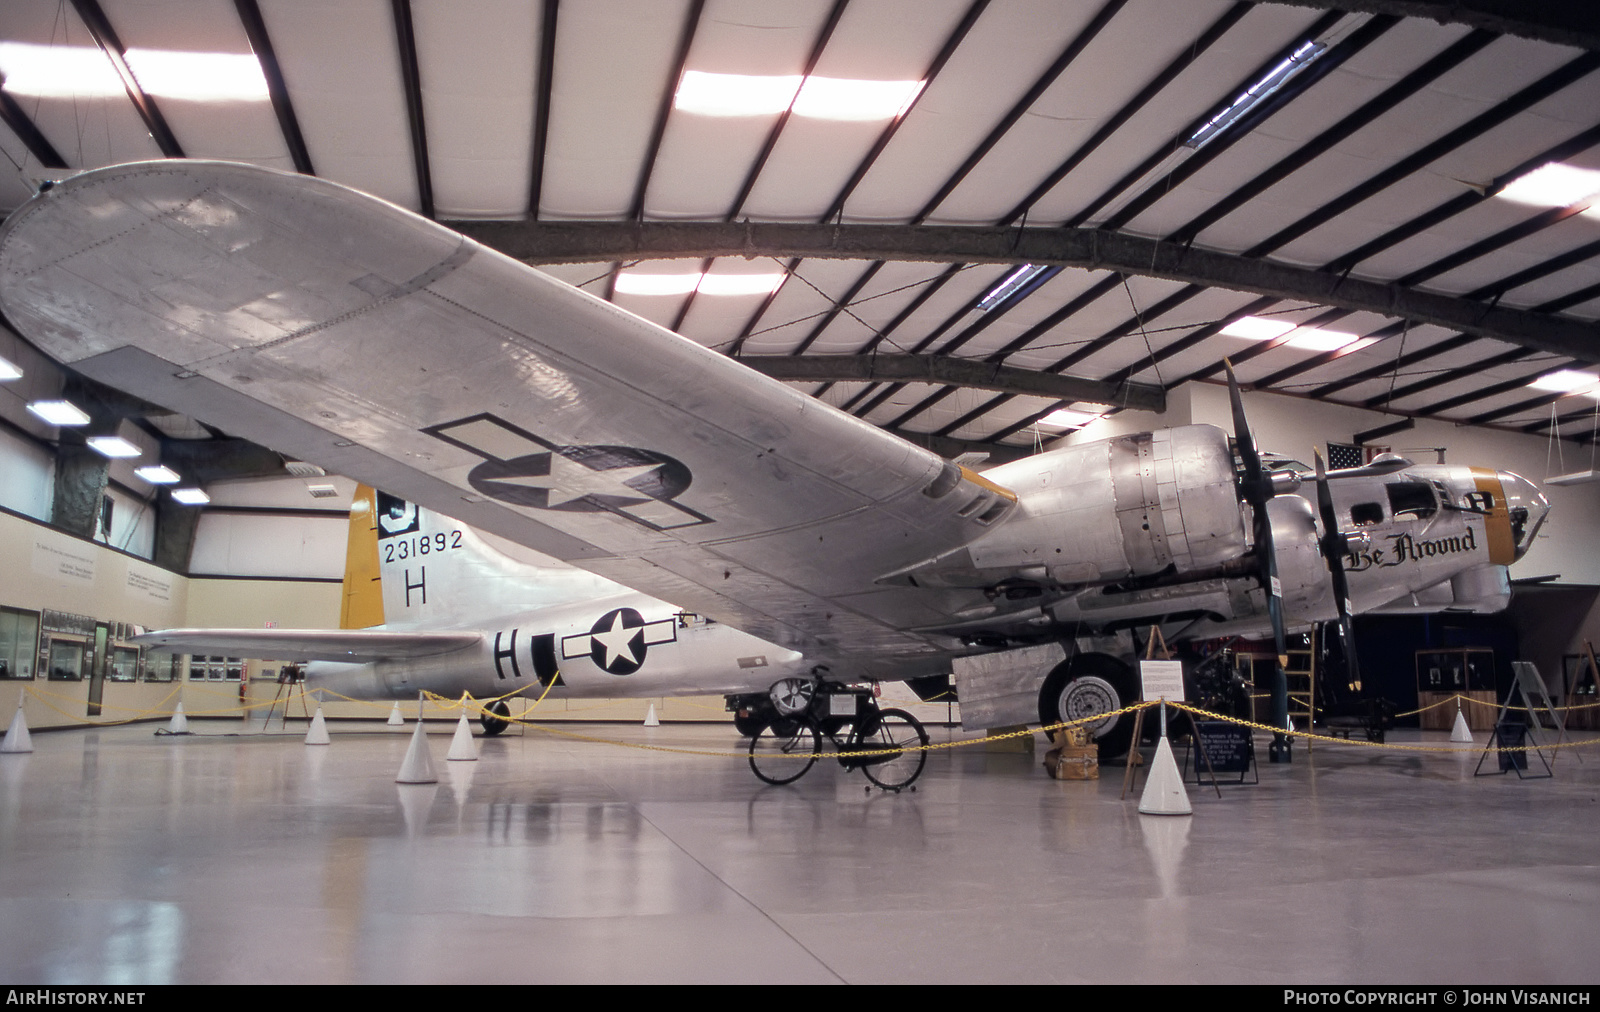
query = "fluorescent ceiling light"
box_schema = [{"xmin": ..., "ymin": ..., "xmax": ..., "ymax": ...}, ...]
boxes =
[
  {"xmin": 1037, "ymin": 408, "xmax": 1100, "ymax": 430},
  {"xmin": 27, "ymin": 399, "xmax": 90, "ymax": 426},
  {"xmin": 1221, "ymin": 316, "xmax": 1298, "ymax": 340},
  {"xmin": 1497, "ymin": 163, "xmax": 1600, "ymax": 208},
  {"xmin": 86, "ymin": 435, "xmax": 142, "ymax": 458},
  {"xmin": 1285, "ymin": 329, "xmax": 1367, "ymax": 352},
  {"xmin": 615, "ymin": 271, "xmax": 785, "ymax": 296},
  {"xmin": 1187, "ymin": 40, "xmax": 1326, "ymax": 150},
  {"xmin": 977, "ymin": 265, "xmax": 1053, "ymax": 312},
  {"xmin": 1528, "ymin": 369, "xmax": 1600, "ymax": 393},
  {"xmin": 0, "ymin": 43, "xmax": 267, "ymax": 101},
  {"xmin": 134, "ymin": 465, "xmax": 181, "ymax": 484},
  {"xmin": 675, "ymin": 71, "xmax": 923, "ymax": 120},
  {"xmin": 171, "ymin": 487, "xmax": 210, "ymax": 505},
  {"xmin": 0, "ymin": 355, "xmax": 21, "ymax": 380}
]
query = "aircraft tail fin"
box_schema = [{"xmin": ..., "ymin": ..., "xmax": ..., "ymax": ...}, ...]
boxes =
[
  {"xmin": 340, "ymin": 485, "xmax": 385, "ymax": 629},
  {"xmin": 369, "ymin": 489, "xmax": 624, "ymax": 629}
]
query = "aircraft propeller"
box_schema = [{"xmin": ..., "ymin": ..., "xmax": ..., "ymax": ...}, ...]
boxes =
[
  {"xmin": 1225, "ymin": 362, "xmax": 1294, "ymax": 762},
  {"xmin": 1312, "ymin": 449, "xmax": 1363, "ymax": 693}
]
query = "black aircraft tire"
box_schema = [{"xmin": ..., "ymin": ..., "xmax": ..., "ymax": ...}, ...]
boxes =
[
  {"xmin": 480, "ymin": 699, "xmax": 512, "ymax": 737},
  {"xmin": 733, "ymin": 712, "xmax": 765, "ymax": 738},
  {"xmin": 1038, "ymin": 653, "xmax": 1137, "ymax": 759}
]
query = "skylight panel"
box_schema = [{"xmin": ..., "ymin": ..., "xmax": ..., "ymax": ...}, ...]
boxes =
[
  {"xmin": 675, "ymin": 71, "xmax": 923, "ymax": 121},
  {"xmin": 1285, "ymin": 329, "xmax": 1369, "ymax": 352},
  {"xmin": 1037, "ymin": 408, "xmax": 1101, "ymax": 430},
  {"xmin": 1187, "ymin": 40, "xmax": 1326, "ymax": 150},
  {"xmin": 1528, "ymin": 369, "xmax": 1600, "ymax": 393},
  {"xmin": 1496, "ymin": 163, "xmax": 1600, "ymax": 209},
  {"xmin": 615, "ymin": 271, "xmax": 786, "ymax": 296},
  {"xmin": 615, "ymin": 273, "xmax": 703, "ymax": 296},
  {"xmin": 0, "ymin": 43, "xmax": 267, "ymax": 101},
  {"xmin": 1221, "ymin": 316, "xmax": 1298, "ymax": 340},
  {"xmin": 695, "ymin": 273, "xmax": 787, "ymax": 296},
  {"xmin": 0, "ymin": 355, "xmax": 21, "ymax": 381}
]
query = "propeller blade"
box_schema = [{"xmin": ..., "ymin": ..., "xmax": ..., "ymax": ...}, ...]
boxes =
[
  {"xmin": 1228, "ymin": 361, "xmax": 1291, "ymax": 738},
  {"xmin": 1313, "ymin": 449, "xmax": 1362, "ymax": 692}
]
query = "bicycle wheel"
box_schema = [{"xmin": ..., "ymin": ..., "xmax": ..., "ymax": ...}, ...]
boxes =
[
  {"xmin": 861, "ymin": 708, "xmax": 928, "ymax": 791},
  {"xmin": 748, "ymin": 720, "xmax": 821, "ymax": 785}
]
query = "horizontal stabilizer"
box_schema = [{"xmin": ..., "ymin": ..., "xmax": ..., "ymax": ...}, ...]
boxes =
[{"xmin": 133, "ymin": 629, "xmax": 481, "ymax": 663}]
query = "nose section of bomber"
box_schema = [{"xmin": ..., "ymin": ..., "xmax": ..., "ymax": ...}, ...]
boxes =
[{"xmin": 1497, "ymin": 470, "xmax": 1549, "ymax": 562}]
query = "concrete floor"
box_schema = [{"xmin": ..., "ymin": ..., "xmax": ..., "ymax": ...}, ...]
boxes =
[{"xmin": 0, "ymin": 718, "xmax": 1596, "ymax": 985}]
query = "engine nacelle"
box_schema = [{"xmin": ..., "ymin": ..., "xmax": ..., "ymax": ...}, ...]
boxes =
[{"xmin": 949, "ymin": 424, "xmax": 1248, "ymax": 587}]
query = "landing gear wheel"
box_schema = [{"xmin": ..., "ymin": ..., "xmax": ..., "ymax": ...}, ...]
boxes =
[
  {"xmin": 861, "ymin": 708, "xmax": 929, "ymax": 792},
  {"xmin": 733, "ymin": 711, "xmax": 765, "ymax": 737},
  {"xmin": 748, "ymin": 721, "xmax": 821, "ymax": 785},
  {"xmin": 1038, "ymin": 653, "xmax": 1137, "ymax": 759},
  {"xmin": 479, "ymin": 699, "xmax": 512, "ymax": 737}
]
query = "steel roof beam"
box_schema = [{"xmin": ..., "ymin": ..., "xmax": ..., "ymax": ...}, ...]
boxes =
[
  {"xmin": 739, "ymin": 354, "xmax": 1163, "ymax": 410},
  {"xmin": 390, "ymin": 0, "xmax": 433, "ymax": 218},
  {"xmin": 70, "ymin": 0, "xmax": 184, "ymax": 158},
  {"xmin": 0, "ymin": 81, "xmax": 67, "ymax": 170},
  {"xmin": 527, "ymin": 0, "xmax": 558, "ymax": 218},
  {"xmin": 1262, "ymin": 2, "xmax": 1600, "ymax": 51},
  {"xmin": 628, "ymin": 0, "xmax": 702, "ymax": 222},
  {"xmin": 234, "ymin": 0, "xmax": 313, "ymax": 175},
  {"xmin": 455, "ymin": 218, "xmax": 1600, "ymax": 357}
]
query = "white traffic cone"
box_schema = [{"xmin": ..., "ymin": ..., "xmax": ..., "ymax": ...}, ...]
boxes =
[
  {"xmin": 1, "ymin": 698, "xmax": 33, "ymax": 754},
  {"xmin": 387, "ymin": 701, "xmax": 405, "ymax": 726},
  {"xmin": 446, "ymin": 709, "xmax": 478, "ymax": 761},
  {"xmin": 643, "ymin": 702, "xmax": 660, "ymax": 727},
  {"xmin": 396, "ymin": 717, "xmax": 438, "ymax": 784},
  {"xmin": 1450, "ymin": 703, "xmax": 1474, "ymax": 743},
  {"xmin": 304, "ymin": 706, "xmax": 331, "ymax": 745},
  {"xmin": 167, "ymin": 701, "xmax": 190, "ymax": 735}
]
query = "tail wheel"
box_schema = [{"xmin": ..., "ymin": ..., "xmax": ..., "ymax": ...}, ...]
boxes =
[
  {"xmin": 1038, "ymin": 653, "xmax": 1137, "ymax": 758},
  {"xmin": 479, "ymin": 699, "xmax": 512, "ymax": 737}
]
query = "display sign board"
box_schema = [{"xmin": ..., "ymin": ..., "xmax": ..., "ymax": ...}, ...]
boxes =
[
  {"xmin": 1138, "ymin": 659, "xmax": 1185, "ymax": 701},
  {"xmin": 1194, "ymin": 721, "xmax": 1253, "ymax": 774}
]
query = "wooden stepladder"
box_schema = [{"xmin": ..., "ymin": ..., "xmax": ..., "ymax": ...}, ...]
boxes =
[{"xmin": 1475, "ymin": 661, "xmax": 1564, "ymax": 779}]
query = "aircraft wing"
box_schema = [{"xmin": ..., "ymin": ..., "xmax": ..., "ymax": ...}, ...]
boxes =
[
  {"xmin": 0, "ymin": 161, "xmax": 1022, "ymax": 677},
  {"xmin": 133, "ymin": 629, "xmax": 482, "ymax": 663}
]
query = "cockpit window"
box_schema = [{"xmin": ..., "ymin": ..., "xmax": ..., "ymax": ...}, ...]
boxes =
[
  {"xmin": 1386, "ymin": 482, "xmax": 1437, "ymax": 520},
  {"xmin": 1351, "ymin": 502, "xmax": 1384, "ymax": 526}
]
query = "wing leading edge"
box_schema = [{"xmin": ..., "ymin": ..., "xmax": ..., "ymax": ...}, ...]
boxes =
[{"xmin": 0, "ymin": 161, "xmax": 1023, "ymax": 677}]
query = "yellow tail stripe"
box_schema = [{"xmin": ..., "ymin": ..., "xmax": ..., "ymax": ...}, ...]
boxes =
[{"xmin": 340, "ymin": 485, "xmax": 385, "ymax": 629}]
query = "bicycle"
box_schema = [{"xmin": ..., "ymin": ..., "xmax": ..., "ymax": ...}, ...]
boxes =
[{"xmin": 747, "ymin": 680, "xmax": 929, "ymax": 792}]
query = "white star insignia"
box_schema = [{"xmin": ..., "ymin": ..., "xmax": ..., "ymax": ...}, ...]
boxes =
[
  {"xmin": 494, "ymin": 453, "xmax": 663, "ymax": 506},
  {"xmin": 590, "ymin": 612, "xmax": 642, "ymax": 667}
]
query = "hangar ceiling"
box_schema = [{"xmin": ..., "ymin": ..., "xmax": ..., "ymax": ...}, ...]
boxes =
[{"xmin": 4, "ymin": 0, "xmax": 1600, "ymax": 460}]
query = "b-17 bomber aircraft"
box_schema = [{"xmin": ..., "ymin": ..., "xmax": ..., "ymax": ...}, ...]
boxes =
[{"xmin": 0, "ymin": 161, "xmax": 1551, "ymax": 757}]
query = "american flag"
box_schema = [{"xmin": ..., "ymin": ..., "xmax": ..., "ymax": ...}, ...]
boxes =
[{"xmin": 1326, "ymin": 443, "xmax": 1365, "ymax": 470}]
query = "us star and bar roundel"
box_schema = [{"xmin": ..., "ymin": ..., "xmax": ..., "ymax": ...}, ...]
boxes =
[
  {"xmin": 560, "ymin": 608, "xmax": 678, "ymax": 675},
  {"xmin": 421, "ymin": 413, "xmax": 713, "ymax": 531}
]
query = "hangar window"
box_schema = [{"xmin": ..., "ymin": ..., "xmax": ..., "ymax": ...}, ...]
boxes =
[
  {"xmin": 190, "ymin": 656, "xmax": 243, "ymax": 681},
  {"xmin": 0, "ymin": 607, "xmax": 40, "ymax": 679},
  {"xmin": 1387, "ymin": 482, "xmax": 1437, "ymax": 521}
]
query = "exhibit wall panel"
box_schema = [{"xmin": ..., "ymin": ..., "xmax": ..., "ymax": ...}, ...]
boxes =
[
  {"xmin": 97, "ymin": 485, "xmax": 157, "ymax": 561},
  {"xmin": 0, "ymin": 508, "xmax": 189, "ymax": 730},
  {"xmin": 0, "ymin": 425, "xmax": 53, "ymax": 522},
  {"xmin": 189, "ymin": 512, "xmax": 348, "ymax": 579}
]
